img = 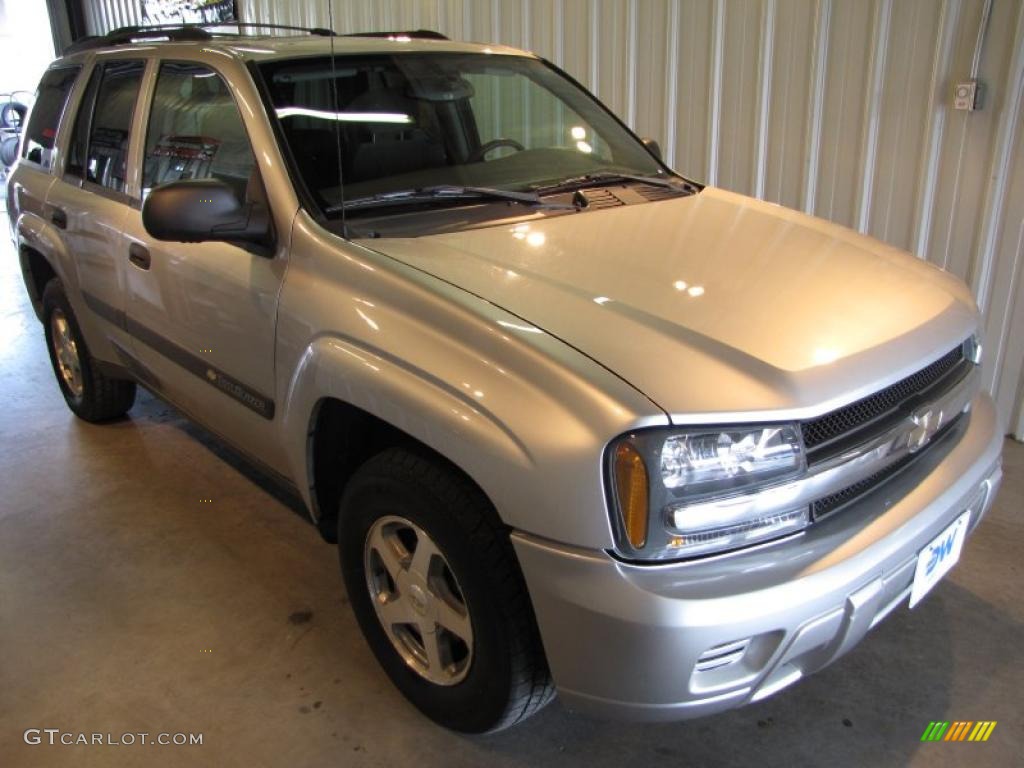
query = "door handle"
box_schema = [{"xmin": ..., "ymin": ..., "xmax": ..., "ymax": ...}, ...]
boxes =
[
  {"xmin": 128, "ymin": 243, "xmax": 151, "ymax": 270},
  {"xmin": 49, "ymin": 206, "xmax": 67, "ymax": 229}
]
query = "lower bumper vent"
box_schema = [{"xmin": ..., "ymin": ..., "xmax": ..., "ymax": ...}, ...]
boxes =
[{"xmin": 695, "ymin": 639, "xmax": 750, "ymax": 672}]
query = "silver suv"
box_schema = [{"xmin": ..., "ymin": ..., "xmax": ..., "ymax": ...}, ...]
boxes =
[{"xmin": 7, "ymin": 25, "xmax": 1004, "ymax": 732}]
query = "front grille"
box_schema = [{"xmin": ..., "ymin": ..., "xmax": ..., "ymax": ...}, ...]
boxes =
[
  {"xmin": 811, "ymin": 414, "xmax": 962, "ymax": 519},
  {"xmin": 801, "ymin": 345, "xmax": 966, "ymax": 461},
  {"xmin": 812, "ymin": 455, "xmax": 916, "ymax": 519}
]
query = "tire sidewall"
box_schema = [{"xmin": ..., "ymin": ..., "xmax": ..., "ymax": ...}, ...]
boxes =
[
  {"xmin": 1, "ymin": 136, "xmax": 19, "ymax": 167},
  {"xmin": 339, "ymin": 466, "xmax": 517, "ymax": 733}
]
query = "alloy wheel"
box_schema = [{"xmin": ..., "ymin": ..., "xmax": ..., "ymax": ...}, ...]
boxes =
[
  {"xmin": 363, "ymin": 515, "xmax": 473, "ymax": 686},
  {"xmin": 50, "ymin": 309, "xmax": 84, "ymax": 398}
]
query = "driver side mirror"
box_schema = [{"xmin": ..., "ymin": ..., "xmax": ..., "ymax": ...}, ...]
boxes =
[
  {"xmin": 642, "ymin": 137, "xmax": 663, "ymax": 161},
  {"xmin": 142, "ymin": 178, "xmax": 270, "ymax": 247}
]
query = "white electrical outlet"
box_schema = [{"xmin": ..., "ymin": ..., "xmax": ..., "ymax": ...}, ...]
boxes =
[{"xmin": 953, "ymin": 80, "xmax": 981, "ymax": 111}]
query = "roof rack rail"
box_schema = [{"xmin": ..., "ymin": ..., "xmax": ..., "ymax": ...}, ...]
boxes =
[
  {"xmin": 344, "ymin": 29, "xmax": 449, "ymax": 41},
  {"xmin": 200, "ymin": 22, "xmax": 336, "ymax": 37},
  {"xmin": 64, "ymin": 22, "xmax": 336, "ymax": 55},
  {"xmin": 65, "ymin": 25, "xmax": 211, "ymax": 54}
]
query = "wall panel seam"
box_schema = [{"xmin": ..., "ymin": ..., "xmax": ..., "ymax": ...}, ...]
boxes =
[
  {"xmin": 754, "ymin": 0, "xmax": 775, "ymax": 199},
  {"xmin": 802, "ymin": 0, "xmax": 830, "ymax": 214},
  {"xmin": 664, "ymin": 0, "xmax": 680, "ymax": 169},
  {"xmin": 913, "ymin": 0, "xmax": 960, "ymax": 260},
  {"xmin": 856, "ymin": 0, "xmax": 892, "ymax": 234},
  {"xmin": 553, "ymin": 0, "xmax": 564, "ymax": 66},
  {"xmin": 626, "ymin": 0, "xmax": 637, "ymax": 128},
  {"xmin": 522, "ymin": 0, "xmax": 531, "ymax": 50},
  {"xmin": 707, "ymin": 0, "xmax": 725, "ymax": 186}
]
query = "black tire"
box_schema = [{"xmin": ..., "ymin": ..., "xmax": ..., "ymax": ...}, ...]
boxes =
[
  {"xmin": 0, "ymin": 136, "xmax": 18, "ymax": 167},
  {"xmin": 42, "ymin": 279, "xmax": 136, "ymax": 422},
  {"xmin": 1, "ymin": 101, "xmax": 26, "ymax": 129},
  {"xmin": 339, "ymin": 448, "xmax": 554, "ymax": 733}
]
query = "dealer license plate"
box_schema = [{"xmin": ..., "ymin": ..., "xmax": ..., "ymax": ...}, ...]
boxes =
[{"xmin": 909, "ymin": 511, "xmax": 971, "ymax": 608}]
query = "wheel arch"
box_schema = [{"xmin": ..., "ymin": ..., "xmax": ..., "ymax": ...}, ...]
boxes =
[
  {"xmin": 19, "ymin": 244, "xmax": 58, "ymax": 320},
  {"xmin": 16, "ymin": 211, "xmax": 74, "ymax": 321},
  {"xmin": 306, "ymin": 396, "xmax": 507, "ymax": 543},
  {"xmin": 285, "ymin": 336, "xmax": 532, "ymax": 543}
]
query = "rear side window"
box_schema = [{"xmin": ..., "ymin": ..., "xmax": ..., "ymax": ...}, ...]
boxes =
[
  {"xmin": 21, "ymin": 66, "xmax": 81, "ymax": 170},
  {"xmin": 65, "ymin": 67, "xmax": 101, "ymax": 180},
  {"xmin": 142, "ymin": 62, "xmax": 255, "ymax": 201},
  {"xmin": 80, "ymin": 60, "xmax": 145, "ymax": 193}
]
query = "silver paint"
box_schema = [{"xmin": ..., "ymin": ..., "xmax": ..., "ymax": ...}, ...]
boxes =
[{"xmin": 8, "ymin": 34, "xmax": 1006, "ymax": 723}]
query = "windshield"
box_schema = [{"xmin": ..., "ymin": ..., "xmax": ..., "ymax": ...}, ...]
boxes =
[{"xmin": 257, "ymin": 52, "xmax": 666, "ymax": 217}]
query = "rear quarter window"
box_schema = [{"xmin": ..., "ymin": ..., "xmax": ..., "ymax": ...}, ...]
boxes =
[{"xmin": 21, "ymin": 66, "xmax": 81, "ymax": 171}]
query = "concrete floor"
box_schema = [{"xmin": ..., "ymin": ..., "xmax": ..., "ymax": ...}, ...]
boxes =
[{"xmin": 0, "ymin": 234, "xmax": 1021, "ymax": 768}]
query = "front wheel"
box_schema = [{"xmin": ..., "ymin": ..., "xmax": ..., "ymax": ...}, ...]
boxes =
[{"xmin": 338, "ymin": 448, "xmax": 554, "ymax": 732}]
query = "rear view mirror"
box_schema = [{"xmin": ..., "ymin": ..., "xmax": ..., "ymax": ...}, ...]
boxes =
[
  {"xmin": 407, "ymin": 74, "xmax": 475, "ymax": 102},
  {"xmin": 142, "ymin": 179, "xmax": 270, "ymax": 246}
]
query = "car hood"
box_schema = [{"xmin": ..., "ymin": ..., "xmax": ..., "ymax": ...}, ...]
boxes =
[{"xmin": 357, "ymin": 187, "xmax": 978, "ymax": 422}]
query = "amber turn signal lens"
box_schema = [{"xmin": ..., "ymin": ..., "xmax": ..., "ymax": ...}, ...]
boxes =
[{"xmin": 613, "ymin": 442, "xmax": 649, "ymax": 549}]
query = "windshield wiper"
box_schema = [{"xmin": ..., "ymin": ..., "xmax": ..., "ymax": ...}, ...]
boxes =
[
  {"xmin": 329, "ymin": 185, "xmax": 575, "ymax": 213},
  {"xmin": 532, "ymin": 171, "xmax": 687, "ymax": 195}
]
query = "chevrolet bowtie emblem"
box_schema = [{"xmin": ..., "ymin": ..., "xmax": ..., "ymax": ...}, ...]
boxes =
[{"xmin": 908, "ymin": 406, "xmax": 945, "ymax": 453}]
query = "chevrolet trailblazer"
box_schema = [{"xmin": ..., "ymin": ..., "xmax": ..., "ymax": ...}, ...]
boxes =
[{"xmin": 7, "ymin": 25, "xmax": 1003, "ymax": 732}]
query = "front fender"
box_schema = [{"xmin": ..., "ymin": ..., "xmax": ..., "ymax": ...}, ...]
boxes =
[
  {"xmin": 280, "ymin": 326, "xmax": 666, "ymax": 549},
  {"xmin": 283, "ymin": 331, "xmax": 533, "ymax": 495},
  {"xmin": 276, "ymin": 214, "xmax": 668, "ymax": 549}
]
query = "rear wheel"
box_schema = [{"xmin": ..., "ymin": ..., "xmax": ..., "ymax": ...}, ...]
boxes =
[
  {"xmin": 42, "ymin": 279, "xmax": 136, "ymax": 422},
  {"xmin": 338, "ymin": 448, "xmax": 554, "ymax": 732}
]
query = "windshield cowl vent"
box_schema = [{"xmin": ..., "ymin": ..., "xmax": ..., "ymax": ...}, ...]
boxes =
[
  {"xmin": 635, "ymin": 185, "xmax": 684, "ymax": 202},
  {"xmin": 576, "ymin": 188, "xmax": 626, "ymax": 210}
]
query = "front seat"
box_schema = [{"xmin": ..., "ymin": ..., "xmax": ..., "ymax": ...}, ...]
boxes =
[{"xmin": 345, "ymin": 89, "xmax": 445, "ymax": 182}]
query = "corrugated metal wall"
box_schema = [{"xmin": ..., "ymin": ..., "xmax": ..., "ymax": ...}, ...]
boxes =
[
  {"xmin": 82, "ymin": 0, "xmax": 144, "ymax": 34},
  {"xmin": 82, "ymin": 0, "xmax": 1024, "ymax": 438}
]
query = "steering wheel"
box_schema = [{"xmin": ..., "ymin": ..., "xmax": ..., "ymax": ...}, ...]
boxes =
[{"xmin": 469, "ymin": 138, "xmax": 525, "ymax": 163}]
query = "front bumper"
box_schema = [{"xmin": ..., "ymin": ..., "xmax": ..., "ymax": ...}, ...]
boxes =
[{"xmin": 512, "ymin": 393, "xmax": 1004, "ymax": 721}]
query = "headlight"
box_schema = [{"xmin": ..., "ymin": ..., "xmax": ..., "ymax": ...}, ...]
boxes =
[
  {"xmin": 659, "ymin": 426, "xmax": 803, "ymax": 494},
  {"xmin": 608, "ymin": 425, "xmax": 808, "ymax": 561},
  {"xmin": 964, "ymin": 333, "xmax": 983, "ymax": 365}
]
